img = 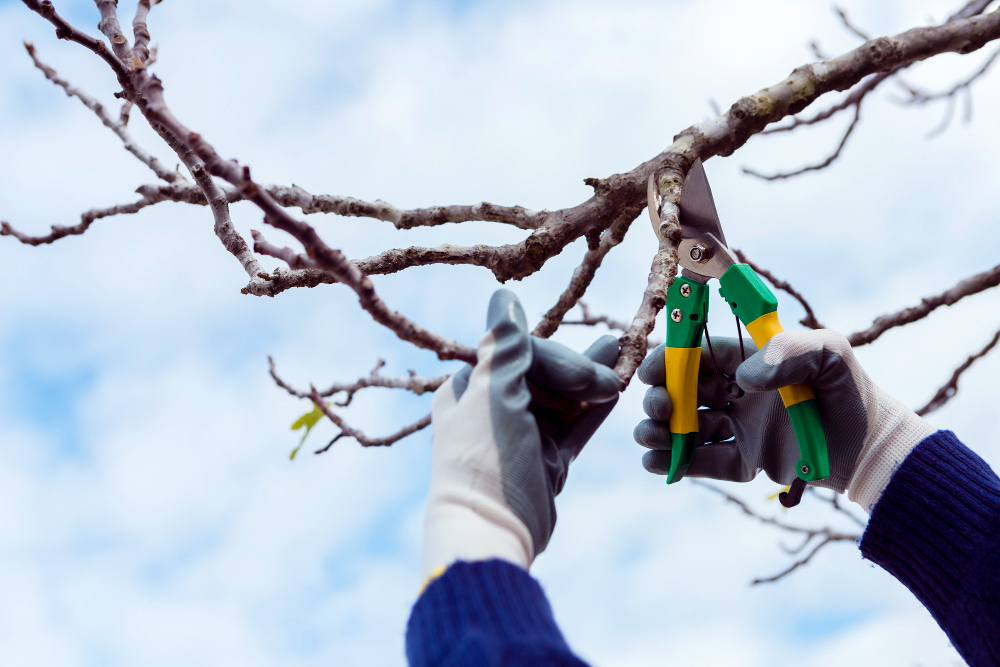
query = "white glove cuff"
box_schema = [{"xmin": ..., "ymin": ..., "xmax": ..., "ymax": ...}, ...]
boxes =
[
  {"xmin": 847, "ymin": 398, "xmax": 935, "ymax": 513},
  {"xmin": 421, "ymin": 492, "xmax": 533, "ymax": 579}
]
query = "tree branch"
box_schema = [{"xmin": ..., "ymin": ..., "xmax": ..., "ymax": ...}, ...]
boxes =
[
  {"xmin": 1, "ymin": 197, "xmax": 152, "ymax": 245},
  {"xmin": 848, "ymin": 262, "xmax": 1000, "ymax": 346},
  {"xmin": 916, "ymin": 326, "xmax": 1000, "ymax": 415},
  {"xmin": 744, "ymin": 102, "xmax": 862, "ymax": 180},
  {"xmin": 613, "ymin": 169, "xmax": 684, "ymax": 385},
  {"xmin": 24, "ymin": 41, "xmax": 181, "ymax": 183},
  {"xmin": 268, "ymin": 355, "xmax": 448, "ymax": 403},
  {"xmin": 308, "ymin": 389, "xmax": 431, "ymax": 451},
  {"xmin": 532, "ymin": 211, "xmax": 636, "ymax": 338},
  {"xmin": 733, "ymin": 250, "xmax": 825, "ymax": 329},
  {"xmin": 132, "ymin": 0, "xmax": 161, "ymax": 65},
  {"xmin": 691, "ymin": 480, "xmax": 860, "ymax": 584}
]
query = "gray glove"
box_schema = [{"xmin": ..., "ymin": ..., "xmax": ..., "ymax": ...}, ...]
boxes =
[
  {"xmin": 634, "ymin": 330, "xmax": 933, "ymax": 509},
  {"xmin": 422, "ymin": 289, "xmax": 621, "ymax": 579}
]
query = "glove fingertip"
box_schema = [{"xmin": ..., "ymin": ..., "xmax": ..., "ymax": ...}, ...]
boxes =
[
  {"xmin": 486, "ymin": 288, "xmax": 528, "ymax": 332},
  {"xmin": 642, "ymin": 450, "xmax": 670, "ymax": 475},
  {"xmin": 637, "ymin": 344, "xmax": 666, "ymax": 386},
  {"xmin": 582, "ymin": 335, "xmax": 620, "ymax": 368}
]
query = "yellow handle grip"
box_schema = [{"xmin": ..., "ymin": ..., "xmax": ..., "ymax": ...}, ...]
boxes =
[{"xmin": 744, "ymin": 311, "xmax": 815, "ymax": 408}]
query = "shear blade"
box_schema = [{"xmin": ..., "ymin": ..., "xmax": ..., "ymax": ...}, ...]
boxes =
[{"xmin": 679, "ymin": 159, "xmax": 727, "ymax": 247}]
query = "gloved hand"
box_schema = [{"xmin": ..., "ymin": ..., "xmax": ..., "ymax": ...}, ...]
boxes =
[
  {"xmin": 634, "ymin": 330, "xmax": 934, "ymax": 512},
  {"xmin": 422, "ymin": 289, "xmax": 622, "ymax": 579}
]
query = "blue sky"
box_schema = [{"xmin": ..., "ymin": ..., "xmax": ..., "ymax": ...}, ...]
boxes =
[{"xmin": 1, "ymin": 0, "xmax": 999, "ymax": 665}]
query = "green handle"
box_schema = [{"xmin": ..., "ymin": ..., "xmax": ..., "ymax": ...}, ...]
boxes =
[
  {"xmin": 663, "ymin": 277, "xmax": 709, "ymax": 483},
  {"xmin": 718, "ymin": 264, "xmax": 831, "ymax": 483}
]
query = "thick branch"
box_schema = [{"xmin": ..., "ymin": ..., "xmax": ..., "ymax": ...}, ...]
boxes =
[
  {"xmin": 916, "ymin": 326, "xmax": 1000, "ymax": 416},
  {"xmin": 613, "ymin": 170, "xmax": 684, "ymax": 385},
  {"xmin": 848, "ymin": 262, "xmax": 1000, "ymax": 346},
  {"xmin": 733, "ymin": 250, "xmax": 825, "ymax": 328}
]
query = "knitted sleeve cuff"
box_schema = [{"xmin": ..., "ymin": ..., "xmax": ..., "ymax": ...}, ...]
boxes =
[
  {"xmin": 405, "ymin": 559, "xmax": 588, "ymax": 667},
  {"xmin": 861, "ymin": 430, "xmax": 1000, "ymax": 666}
]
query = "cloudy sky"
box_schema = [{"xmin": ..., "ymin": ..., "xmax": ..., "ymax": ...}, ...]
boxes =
[{"xmin": 1, "ymin": 0, "xmax": 998, "ymax": 665}]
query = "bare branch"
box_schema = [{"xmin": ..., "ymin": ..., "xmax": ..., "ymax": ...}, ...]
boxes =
[
  {"xmin": 835, "ymin": 6, "xmax": 872, "ymax": 41},
  {"xmin": 613, "ymin": 169, "xmax": 684, "ymax": 386},
  {"xmin": 532, "ymin": 211, "xmax": 636, "ymax": 338},
  {"xmin": 132, "ymin": 0, "xmax": 161, "ymax": 65},
  {"xmin": 916, "ymin": 326, "xmax": 1000, "ymax": 416},
  {"xmin": 94, "ymin": 0, "xmax": 134, "ymax": 66},
  {"xmin": 903, "ymin": 45, "xmax": 1000, "ymax": 103},
  {"xmin": 752, "ymin": 537, "xmax": 844, "ymax": 585},
  {"xmin": 561, "ymin": 302, "xmax": 632, "ymax": 334},
  {"xmin": 308, "ymin": 388, "xmax": 431, "ymax": 450},
  {"xmin": 1, "ymin": 197, "xmax": 152, "ymax": 245},
  {"xmin": 21, "ymin": 0, "xmax": 130, "ymax": 84},
  {"xmin": 761, "ymin": 72, "xmax": 883, "ymax": 135},
  {"xmin": 119, "ymin": 100, "xmax": 133, "ymax": 126},
  {"xmin": 950, "ymin": 0, "xmax": 998, "ymax": 22},
  {"xmin": 251, "ymin": 230, "xmax": 322, "ymax": 271},
  {"xmin": 261, "ymin": 184, "xmax": 548, "ymax": 230},
  {"xmin": 267, "ymin": 355, "xmax": 448, "ymax": 403},
  {"xmin": 807, "ymin": 486, "xmax": 867, "ymax": 529},
  {"xmin": 19, "ymin": 0, "xmax": 1000, "ymax": 376},
  {"xmin": 848, "ymin": 262, "xmax": 1000, "ymax": 346},
  {"xmin": 733, "ymin": 250, "xmax": 825, "ymax": 329},
  {"xmin": 744, "ymin": 102, "xmax": 862, "ymax": 180},
  {"xmin": 691, "ymin": 480, "xmax": 860, "ymax": 584},
  {"xmin": 24, "ymin": 42, "xmax": 180, "ymax": 183}
]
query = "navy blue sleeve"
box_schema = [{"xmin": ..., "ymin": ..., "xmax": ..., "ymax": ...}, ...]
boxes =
[
  {"xmin": 406, "ymin": 559, "xmax": 589, "ymax": 667},
  {"xmin": 861, "ymin": 430, "xmax": 1000, "ymax": 667}
]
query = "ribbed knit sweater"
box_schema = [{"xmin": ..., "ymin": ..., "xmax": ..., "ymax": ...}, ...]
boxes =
[{"xmin": 406, "ymin": 431, "xmax": 1000, "ymax": 666}]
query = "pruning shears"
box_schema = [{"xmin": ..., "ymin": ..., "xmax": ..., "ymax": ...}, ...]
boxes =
[{"xmin": 647, "ymin": 160, "xmax": 829, "ymax": 508}]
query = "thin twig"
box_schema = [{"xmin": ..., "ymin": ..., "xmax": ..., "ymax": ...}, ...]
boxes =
[
  {"xmin": 1, "ymin": 197, "xmax": 153, "ymax": 245},
  {"xmin": 848, "ymin": 262, "xmax": 1000, "ymax": 346},
  {"xmin": 917, "ymin": 326, "xmax": 1000, "ymax": 416},
  {"xmin": 734, "ymin": 250, "xmax": 825, "ymax": 329},
  {"xmin": 533, "ymin": 210, "xmax": 638, "ymax": 338},
  {"xmin": 745, "ymin": 103, "xmax": 862, "ymax": 180},
  {"xmin": 24, "ymin": 41, "xmax": 181, "ymax": 183},
  {"xmin": 308, "ymin": 388, "xmax": 431, "ymax": 449},
  {"xmin": 691, "ymin": 480, "xmax": 860, "ymax": 584},
  {"xmin": 267, "ymin": 356, "xmax": 448, "ymax": 403},
  {"xmin": 835, "ymin": 6, "xmax": 872, "ymax": 41}
]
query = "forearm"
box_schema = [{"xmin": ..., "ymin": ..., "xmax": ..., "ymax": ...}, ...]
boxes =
[
  {"xmin": 860, "ymin": 431, "xmax": 1000, "ymax": 666},
  {"xmin": 406, "ymin": 559, "xmax": 589, "ymax": 667}
]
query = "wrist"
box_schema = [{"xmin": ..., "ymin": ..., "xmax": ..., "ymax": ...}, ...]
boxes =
[
  {"xmin": 421, "ymin": 492, "xmax": 534, "ymax": 580},
  {"xmin": 847, "ymin": 398, "xmax": 935, "ymax": 513}
]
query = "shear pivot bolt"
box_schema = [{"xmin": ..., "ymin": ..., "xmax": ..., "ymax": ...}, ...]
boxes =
[
  {"xmin": 689, "ymin": 243, "xmax": 711, "ymax": 263},
  {"xmin": 670, "ymin": 308, "xmax": 683, "ymax": 323},
  {"xmin": 679, "ymin": 284, "xmax": 692, "ymax": 297},
  {"xmin": 800, "ymin": 464, "xmax": 810, "ymax": 475}
]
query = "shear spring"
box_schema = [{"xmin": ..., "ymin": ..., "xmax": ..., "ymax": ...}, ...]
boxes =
[{"xmin": 703, "ymin": 322, "xmax": 745, "ymax": 401}]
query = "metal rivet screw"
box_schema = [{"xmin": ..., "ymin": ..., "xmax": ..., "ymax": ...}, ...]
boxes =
[
  {"xmin": 800, "ymin": 464, "xmax": 810, "ymax": 475},
  {"xmin": 689, "ymin": 243, "xmax": 711, "ymax": 263},
  {"xmin": 679, "ymin": 283, "xmax": 692, "ymax": 297},
  {"xmin": 671, "ymin": 308, "xmax": 683, "ymax": 323}
]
